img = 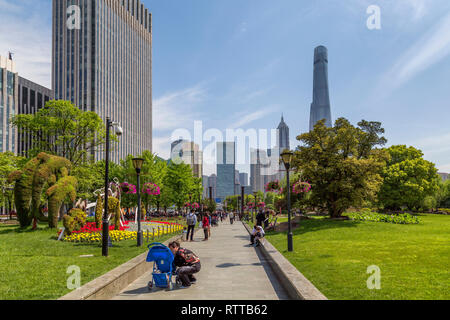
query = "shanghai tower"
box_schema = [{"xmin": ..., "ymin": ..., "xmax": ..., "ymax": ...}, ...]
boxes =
[{"xmin": 309, "ymin": 46, "xmax": 332, "ymax": 131}]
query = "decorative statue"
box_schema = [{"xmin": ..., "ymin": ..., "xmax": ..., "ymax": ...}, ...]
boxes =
[{"xmin": 8, "ymin": 152, "xmax": 77, "ymax": 228}]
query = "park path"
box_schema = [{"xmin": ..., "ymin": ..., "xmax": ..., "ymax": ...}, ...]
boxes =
[{"xmin": 112, "ymin": 220, "xmax": 289, "ymax": 300}]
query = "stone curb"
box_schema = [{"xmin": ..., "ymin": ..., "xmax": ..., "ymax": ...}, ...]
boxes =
[
  {"xmin": 59, "ymin": 228, "xmax": 199, "ymax": 300},
  {"xmin": 243, "ymin": 222, "xmax": 327, "ymax": 300}
]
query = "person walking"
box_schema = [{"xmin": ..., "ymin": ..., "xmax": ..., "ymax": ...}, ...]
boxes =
[
  {"xmin": 229, "ymin": 211, "xmax": 235, "ymax": 225},
  {"xmin": 186, "ymin": 211, "xmax": 197, "ymax": 242},
  {"xmin": 202, "ymin": 213, "xmax": 210, "ymax": 241}
]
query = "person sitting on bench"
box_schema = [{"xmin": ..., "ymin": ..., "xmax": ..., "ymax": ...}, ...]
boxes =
[{"xmin": 250, "ymin": 225, "xmax": 265, "ymax": 247}]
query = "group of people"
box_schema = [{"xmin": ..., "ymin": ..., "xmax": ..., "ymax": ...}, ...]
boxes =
[{"xmin": 168, "ymin": 209, "xmax": 270, "ymax": 290}]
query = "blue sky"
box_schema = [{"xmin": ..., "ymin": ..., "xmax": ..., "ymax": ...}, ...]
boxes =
[{"xmin": 1, "ymin": 0, "xmax": 450, "ymax": 176}]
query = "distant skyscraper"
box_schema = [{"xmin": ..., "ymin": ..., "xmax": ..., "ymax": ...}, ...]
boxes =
[
  {"xmin": 52, "ymin": 0, "xmax": 153, "ymax": 162},
  {"xmin": 277, "ymin": 114, "xmax": 290, "ymax": 152},
  {"xmin": 171, "ymin": 139, "xmax": 203, "ymax": 178},
  {"xmin": 208, "ymin": 174, "xmax": 217, "ymax": 199},
  {"xmin": 216, "ymin": 142, "xmax": 236, "ymax": 201},
  {"xmin": 309, "ymin": 46, "xmax": 332, "ymax": 131},
  {"xmin": 239, "ymin": 172, "xmax": 249, "ymax": 186}
]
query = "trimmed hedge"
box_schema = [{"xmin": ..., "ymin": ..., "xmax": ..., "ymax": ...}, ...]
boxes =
[{"xmin": 347, "ymin": 211, "xmax": 420, "ymax": 224}]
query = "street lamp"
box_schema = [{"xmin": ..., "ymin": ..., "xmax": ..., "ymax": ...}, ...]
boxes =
[
  {"xmin": 132, "ymin": 158, "xmax": 145, "ymax": 247},
  {"xmin": 102, "ymin": 118, "xmax": 123, "ymax": 257},
  {"xmin": 253, "ymin": 192, "xmax": 258, "ymax": 224},
  {"xmin": 281, "ymin": 150, "xmax": 294, "ymax": 252}
]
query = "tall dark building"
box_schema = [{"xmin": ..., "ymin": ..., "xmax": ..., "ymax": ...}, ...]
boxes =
[
  {"xmin": 18, "ymin": 77, "xmax": 53, "ymax": 157},
  {"xmin": 52, "ymin": 0, "xmax": 153, "ymax": 162},
  {"xmin": 309, "ymin": 46, "xmax": 332, "ymax": 131},
  {"xmin": 216, "ymin": 142, "xmax": 236, "ymax": 201},
  {"xmin": 0, "ymin": 55, "xmax": 18, "ymax": 153},
  {"xmin": 277, "ymin": 114, "xmax": 290, "ymax": 152}
]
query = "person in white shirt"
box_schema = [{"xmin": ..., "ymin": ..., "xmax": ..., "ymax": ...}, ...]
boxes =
[
  {"xmin": 250, "ymin": 225, "xmax": 265, "ymax": 247},
  {"xmin": 229, "ymin": 211, "xmax": 235, "ymax": 224}
]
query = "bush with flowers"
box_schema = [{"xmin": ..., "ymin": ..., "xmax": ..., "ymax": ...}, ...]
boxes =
[
  {"xmin": 142, "ymin": 183, "xmax": 160, "ymax": 196},
  {"xmin": 293, "ymin": 181, "xmax": 312, "ymax": 194},
  {"xmin": 257, "ymin": 202, "xmax": 266, "ymax": 208},
  {"xmin": 120, "ymin": 182, "xmax": 137, "ymax": 194},
  {"xmin": 191, "ymin": 202, "xmax": 200, "ymax": 209},
  {"xmin": 265, "ymin": 180, "xmax": 282, "ymax": 193}
]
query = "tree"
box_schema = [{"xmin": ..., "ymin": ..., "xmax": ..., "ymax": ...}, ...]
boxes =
[
  {"xmin": 378, "ymin": 145, "xmax": 439, "ymax": 211},
  {"xmin": 164, "ymin": 162, "xmax": 196, "ymax": 210},
  {"xmin": 10, "ymin": 100, "xmax": 117, "ymax": 166},
  {"xmin": 293, "ymin": 118, "xmax": 389, "ymax": 218},
  {"xmin": 0, "ymin": 152, "xmax": 26, "ymax": 214}
]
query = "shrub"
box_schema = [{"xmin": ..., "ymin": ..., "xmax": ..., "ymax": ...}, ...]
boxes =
[
  {"xmin": 63, "ymin": 208, "xmax": 87, "ymax": 235},
  {"xmin": 347, "ymin": 211, "xmax": 420, "ymax": 224}
]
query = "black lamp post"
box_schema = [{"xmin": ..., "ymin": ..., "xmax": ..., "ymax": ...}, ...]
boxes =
[
  {"xmin": 281, "ymin": 150, "xmax": 294, "ymax": 252},
  {"xmin": 253, "ymin": 192, "xmax": 258, "ymax": 223},
  {"xmin": 132, "ymin": 158, "xmax": 145, "ymax": 247},
  {"xmin": 102, "ymin": 118, "xmax": 122, "ymax": 257}
]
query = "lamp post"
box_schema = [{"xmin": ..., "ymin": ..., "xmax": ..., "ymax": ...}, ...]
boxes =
[
  {"xmin": 281, "ymin": 150, "xmax": 294, "ymax": 252},
  {"xmin": 241, "ymin": 186, "xmax": 245, "ymax": 220},
  {"xmin": 253, "ymin": 192, "xmax": 258, "ymax": 223},
  {"xmin": 132, "ymin": 158, "xmax": 145, "ymax": 247},
  {"xmin": 102, "ymin": 118, "xmax": 123, "ymax": 257}
]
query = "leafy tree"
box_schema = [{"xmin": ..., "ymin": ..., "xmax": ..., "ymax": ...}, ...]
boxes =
[
  {"xmin": 293, "ymin": 118, "xmax": 389, "ymax": 218},
  {"xmin": 10, "ymin": 100, "xmax": 117, "ymax": 166},
  {"xmin": 164, "ymin": 161, "xmax": 195, "ymax": 210},
  {"xmin": 0, "ymin": 152, "xmax": 26, "ymax": 214},
  {"xmin": 378, "ymin": 145, "xmax": 439, "ymax": 211}
]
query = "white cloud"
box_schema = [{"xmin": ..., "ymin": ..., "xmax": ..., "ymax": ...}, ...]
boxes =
[
  {"xmin": 229, "ymin": 106, "xmax": 278, "ymax": 129},
  {"xmin": 0, "ymin": 1, "xmax": 52, "ymax": 88},
  {"xmin": 373, "ymin": 10, "xmax": 450, "ymax": 97},
  {"xmin": 153, "ymin": 84, "xmax": 207, "ymax": 132}
]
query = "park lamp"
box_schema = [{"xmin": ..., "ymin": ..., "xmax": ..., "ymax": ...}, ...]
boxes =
[
  {"xmin": 132, "ymin": 158, "xmax": 145, "ymax": 173},
  {"xmin": 281, "ymin": 150, "xmax": 294, "ymax": 171}
]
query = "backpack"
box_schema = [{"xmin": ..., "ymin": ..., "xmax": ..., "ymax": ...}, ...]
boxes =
[{"xmin": 187, "ymin": 214, "xmax": 195, "ymax": 226}]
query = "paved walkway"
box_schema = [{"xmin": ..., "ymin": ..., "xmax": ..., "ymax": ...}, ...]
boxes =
[{"xmin": 113, "ymin": 220, "xmax": 289, "ymax": 300}]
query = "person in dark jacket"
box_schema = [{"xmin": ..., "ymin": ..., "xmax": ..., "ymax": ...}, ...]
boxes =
[
  {"xmin": 169, "ymin": 241, "xmax": 201, "ymax": 288},
  {"xmin": 256, "ymin": 210, "xmax": 266, "ymax": 227}
]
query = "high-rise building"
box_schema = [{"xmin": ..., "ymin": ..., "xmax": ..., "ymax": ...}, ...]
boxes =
[
  {"xmin": 239, "ymin": 172, "xmax": 249, "ymax": 186},
  {"xmin": 310, "ymin": 45, "xmax": 332, "ymax": 131},
  {"xmin": 171, "ymin": 139, "xmax": 203, "ymax": 178},
  {"xmin": 0, "ymin": 55, "xmax": 18, "ymax": 153},
  {"xmin": 216, "ymin": 142, "xmax": 235, "ymax": 201},
  {"xmin": 207, "ymin": 174, "xmax": 217, "ymax": 199},
  {"xmin": 277, "ymin": 114, "xmax": 290, "ymax": 152},
  {"xmin": 17, "ymin": 77, "xmax": 53, "ymax": 157},
  {"xmin": 52, "ymin": 0, "xmax": 152, "ymax": 162}
]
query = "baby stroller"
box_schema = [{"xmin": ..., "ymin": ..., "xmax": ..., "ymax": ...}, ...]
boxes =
[{"xmin": 146, "ymin": 242, "xmax": 175, "ymax": 291}]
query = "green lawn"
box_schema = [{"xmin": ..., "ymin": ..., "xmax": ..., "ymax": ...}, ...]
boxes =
[
  {"xmin": 0, "ymin": 222, "xmax": 180, "ymax": 300},
  {"xmin": 265, "ymin": 214, "xmax": 450, "ymax": 300}
]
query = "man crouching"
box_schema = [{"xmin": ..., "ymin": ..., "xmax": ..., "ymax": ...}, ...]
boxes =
[{"xmin": 169, "ymin": 241, "xmax": 201, "ymax": 289}]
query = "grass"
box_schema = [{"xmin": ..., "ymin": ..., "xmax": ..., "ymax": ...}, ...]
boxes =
[
  {"xmin": 265, "ymin": 214, "xmax": 450, "ymax": 300},
  {"xmin": 0, "ymin": 221, "xmax": 181, "ymax": 300}
]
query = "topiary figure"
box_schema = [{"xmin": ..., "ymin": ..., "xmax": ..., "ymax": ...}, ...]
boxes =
[
  {"xmin": 8, "ymin": 152, "xmax": 77, "ymax": 228},
  {"xmin": 63, "ymin": 208, "xmax": 87, "ymax": 236},
  {"xmin": 46, "ymin": 176, "xmax": 78, "ymax": 228},
  {"xmin": 108, "ymin": 197, "xmax": 121, "ymax": 230},
  {"xmin": 95, "ymin": 194, "xmax": 103, "ymax": 228}
]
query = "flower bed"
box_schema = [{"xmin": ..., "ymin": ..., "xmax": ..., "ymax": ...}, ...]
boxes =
[
  {"xmin": 347, "ymin": 211, "xmax": 420, "ymax": 224},
  {"xmin": 60, "ymin": 220, "xmax": 184, "ymax": 243}
]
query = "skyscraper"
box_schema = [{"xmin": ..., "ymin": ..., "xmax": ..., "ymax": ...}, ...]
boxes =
[
  {"xmin": 0, "ymin": 55, "xmax": 18, "ymax": 153},
  {"xmin": 216, "ymin": 142, "xmax": 235, "ymax": 201},
  {"xmin": 277, "ymin": 114, "xmax": 290, "ymax": 152},
  {"xmin": 52, "ymin": 0, "xmax": 152, "ymax": 162},
  {"xmin": 309, "ymin": 46, "xmax": 332, "ymax": 131},
  {"xmin": 171, "ymin": 139, "xmax": 203, "ymax": 178}
]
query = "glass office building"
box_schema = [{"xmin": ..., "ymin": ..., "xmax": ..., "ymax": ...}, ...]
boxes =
[
  {"xmin": 216, "ymin": 142, "xmax": 236, "ymax": 202},
  {"xmin": 0, "ymin": 55, "xmax": 18, "ymax": 154},
  {"xmin": 52, "ymin": 0, "xmax": 153, "ymax": 162}
]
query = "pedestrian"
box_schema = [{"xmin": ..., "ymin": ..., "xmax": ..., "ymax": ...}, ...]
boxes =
[
  {"xmin": 256, "ymin": 210, "xmax": 266, "ymax": 227},
  {"xmin": 186, "ymin": 210, "xmax": 197, "ymax": 242},
  {"xmin": 202, "ymin": 213, "xmax": 210, "ymax": 241},
  {"xmin": 229, "ymin": 211, "xmax": 234, "ymax": 224},
  {"xmin": 250, "ymin": 225, "xmax": 265, "ymax": 247},
  {"xmin": 169, "ymin": 241, "xmax": 201, "ymax": 289}
]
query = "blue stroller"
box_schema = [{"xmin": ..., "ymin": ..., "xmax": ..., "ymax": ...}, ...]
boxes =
[{"xmin": 146, "ymin": 243, "xmax": 175, "ymax": 291}]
